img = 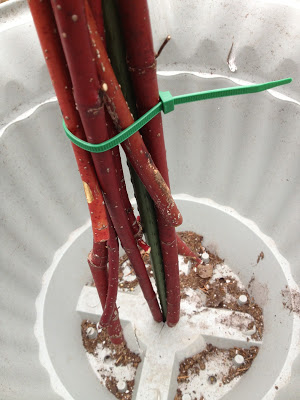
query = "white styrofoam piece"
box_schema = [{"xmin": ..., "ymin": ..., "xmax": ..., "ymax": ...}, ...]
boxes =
[{"xmin": 1, "ymin": 0, "xmax": 300, "ymax": 399}]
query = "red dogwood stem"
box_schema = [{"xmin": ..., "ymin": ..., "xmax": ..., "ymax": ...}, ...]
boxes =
[
  {"xmin": 28, "ymin": 0, "xmax": 123, "ymax": 343},
  {"xmin": 88, "ymin": 241, "xmax": 124, "ymax": 344},
  {"xmin": 100, "ymin": 221, "xmax": 119, "ymax": 327},
  {"xmin": 28, "ymin": 0, "xmax": 108, "ymax": 243},
  {"xmin": 106, "ymin": 114, "xmax": 140, "ymax": 238},
  {"xmin": 88, "ymin": 0, "xmax": 105, "ymax": 42},
  {"xmin": 176, "ymin": 235, "xmax": 202, "ymax": 263},
  {"xmin": 51, "ymin": 0, "xmax": 163, "ymax": 323},
  {"xmin": 84, "ymin": 0, "xmax": 182, "ymax": 228},
  {"xmin": 117, "ymin": 0, "xmax": 181, "ymax": 326}
]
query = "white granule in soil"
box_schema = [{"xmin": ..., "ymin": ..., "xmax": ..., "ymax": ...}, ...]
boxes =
[{"xmin": 86, "ymin": 344, "xmax": 136, "ymax": 386}]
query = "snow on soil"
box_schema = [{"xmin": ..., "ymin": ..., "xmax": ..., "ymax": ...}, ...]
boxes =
[
  {"xmin": 85, "ymin": 255, "xmax": 255, "ymax": 398},
  {"xmin": 86, "ymin": 344, "xmax": 136, "ymax": 386},
  {"xmin": 122, "ymin": 261, "xmax": 137, "ymax": 282},
  {"xmin": 179, "ymin": 255, "xmax": 191, "ymax": 275},
  {"xmin": 178, "ymin": 350, "xmax": 238, "ymax": 399},
  {"xmin": 210, "ymin": 263, "xmax": 244, "ymax": 289},
  {"xmin": 181, "ymin": 287, "xmax": 206, "ymax": 315}
]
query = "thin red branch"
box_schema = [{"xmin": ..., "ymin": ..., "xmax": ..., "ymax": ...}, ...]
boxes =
[
  {"xmin": 117, "ymin": 0, "xmax": 181, "ymax": 326},
  {"xmin": 100, "ymin": 221, "xmax": 119, "ymax": 327},
  {"xmin": 28, "ymin": 0, "xmax": 123, "ymax": 343},
  {"xmin": 155, "ymin": 35, "xmax": 171, "ymax": 58},
  {"xmin": 87, "ymin": 0, "xmax": 105, "ymax": 43},
  {"xmin": 177, "ymin": 235, "xmax": 202, "ymax": 263},
  {"xmin": 51, "ymin": 0, "xmax": 163, "ymax": 323},
  {"xmin": 106, "ymin": 113, "xmax": 140, "ymax": 238},
  {"xmin": 84, "ymin": 0, "xmax": 183, "ymax": 228},
  {"xmin": 88, "ymin": 240, "xmax": 124, "ymax": 344},
  {"xmin": 28, "ymin": 0, "xmax": 109, "ymax": 243}
]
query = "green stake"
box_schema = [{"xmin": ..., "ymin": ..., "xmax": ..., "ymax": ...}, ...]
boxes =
[{"xmin": 102, "ymin": 0, "xmax": 168, "ymax": 319}]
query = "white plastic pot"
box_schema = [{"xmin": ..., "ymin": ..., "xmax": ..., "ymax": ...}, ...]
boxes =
[{"xmin": 1, "ymin": 1, "xmax": 300, "ymax": 400}]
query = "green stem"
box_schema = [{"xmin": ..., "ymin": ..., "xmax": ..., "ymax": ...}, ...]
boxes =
[{"xmin": 103, "ymin": 0, "xmax": 167, "ymax": 320}]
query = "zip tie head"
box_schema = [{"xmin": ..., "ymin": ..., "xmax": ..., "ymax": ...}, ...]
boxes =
[{"xmin": 159, "ymin": 91, "xmax": 174, "ymax": 114}]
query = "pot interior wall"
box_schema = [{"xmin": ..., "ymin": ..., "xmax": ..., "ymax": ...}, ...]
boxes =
[{"xmin": 1, "ymin": 1, "xmax": 300, "ymax": 399}]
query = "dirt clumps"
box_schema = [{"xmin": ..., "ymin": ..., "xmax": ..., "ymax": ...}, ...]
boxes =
[
  {"xmin": 178, "ymin": 231, "xmax": 223, "ymax": 267},
  {"xmin": 257, "ymin": 251, "xmax": 264, "ymax": 264},
  {"xmin": 205, "ymin": 278, "xmax": 264, "ymax": 340},
  {"xmin": 175, "ymin": 344, "xmax": 259, "ymax": 399},
  {"xmin": 282, "ymin": 288, "xmax": 300, "ymax": 315},
  {"xmin": 81, "ymin": 320, "xmax": 141, "ymax": 400}
]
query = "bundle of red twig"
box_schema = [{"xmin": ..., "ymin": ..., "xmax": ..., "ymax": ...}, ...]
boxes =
[{"xmin": 29, "ymin": 0, "xmax": 201, "ymax": 345}]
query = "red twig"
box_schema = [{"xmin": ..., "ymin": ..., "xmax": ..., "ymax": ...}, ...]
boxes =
[
  {"xmin": 87, "ymin": 0, "xmax": 105, "ymax": 43},
  {"xmin": 84, "ymin": 0, "xmax": 183, "ymax": 228},
  {"xmin": 88, "ymin": 241, "xmax": 124, "ymax": 344},
  {"xmin": 51, "ymin": 0, "xmax": 163, "ymax": 323},
  {"xmin": 28, "ymin": 0, "xmax": 108, "ymax": 243},
  {"xmin": 28, "ymin": 0, "xmax": 123, "ymax": 344},
  {"xmin": 155, "ymin": 35, "xmax": 171, "ymax": 58},
  {"xmin": 100, "ymin": 220, "xmax": 119, "ymax": 327},
  {"xmin": 177, "ymin": 235, "xmax": 202, "ymax": 263},
  {"xmin": 117, "ymin": 0, "xmax": 181, "ymax": 326}
]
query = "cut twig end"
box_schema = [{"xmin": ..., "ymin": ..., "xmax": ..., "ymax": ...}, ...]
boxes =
[{"xmin": 155, "ymin": 35, "xmax": 171, "ymax": 59}]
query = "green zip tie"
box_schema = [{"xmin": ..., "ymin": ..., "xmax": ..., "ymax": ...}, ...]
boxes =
[{"xmin": 63, "ymin": 77, "xmax": 292, "ymax": 153}]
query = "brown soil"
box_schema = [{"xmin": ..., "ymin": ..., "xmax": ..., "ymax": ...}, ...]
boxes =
[
  {"xmin": 175, "ymin": 390, "xmax": 204, "ymax": 400},
  {"xmin": 175, "ymin": 344, "xmax": 259, "ymax": 399},
  {"xmin": 178, "ymin": 232, "xmax": 263, "ymax": 340},
  {"xmin": 282, "ymin": 287, "xmax": 300, "ymax": 315},
  {"xmin": 205, "ymin": 278, "xmax": 264, "ymax": 340},
  {"xmin": 81, "ymin": 320, "xmax": 141, "ymax": 400},
  {"xmin": 92, "ymin": 231, "xmax": 264, "ymax": 339},
  {"xmin": 178, "ymin": 231, "xmax": 224, "ymax": 296},
  {"xmin": 257, "ymin": 251, "xmax": 264, "ymax": 264},
  {"xmin": 86, "ymin": 231, "xmax": 264, "ymax": 398},
  {"xmin": 117, "ymin": 231, "xmax": 223, "ymax": 293},
  {"xmin": 175, "ymin": 233, "xmax": 262, "ymax": 398},
  {"xmin": 178, "ymin": 231, "xmax": 204, "ymax": 255},
  {"xmin": 177, "ymin": 231, "xmax": 223, "ymax": 266}
]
